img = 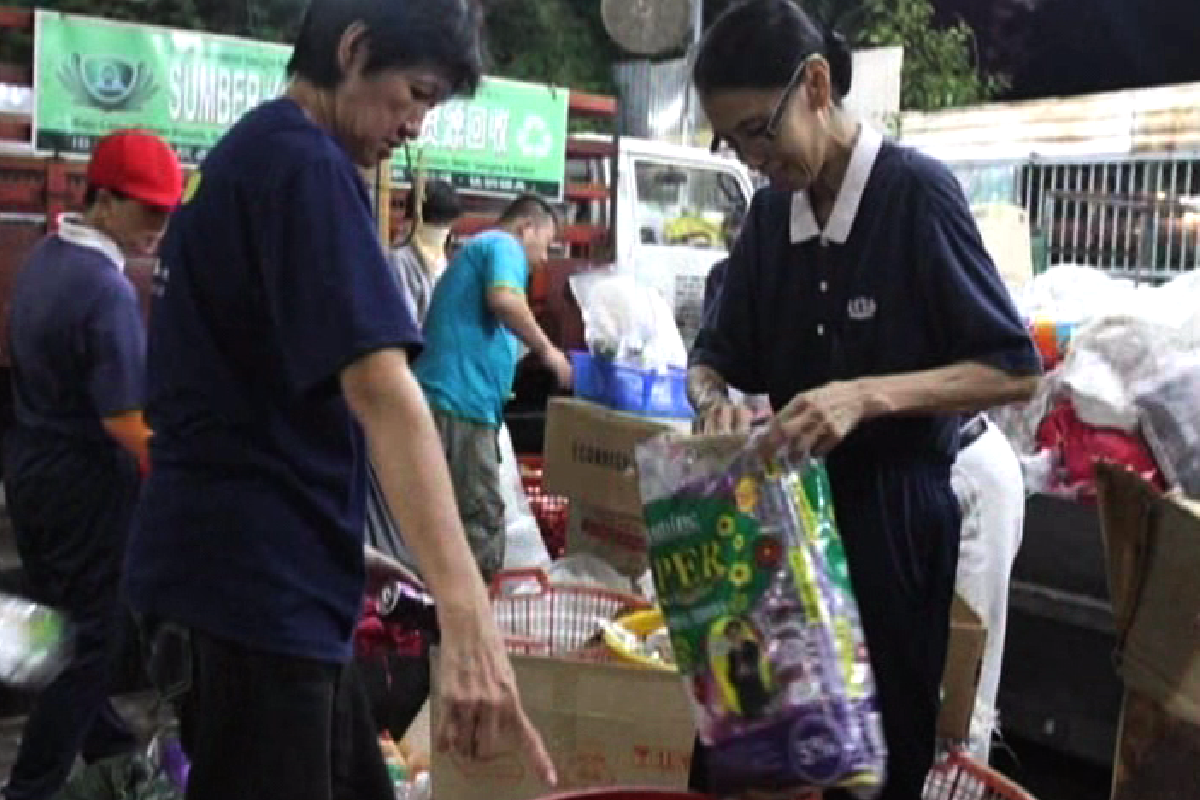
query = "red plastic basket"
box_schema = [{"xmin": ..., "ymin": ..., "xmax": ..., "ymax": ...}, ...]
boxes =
[
  {"xmin": 490, "ymin": 569, "xmax": 650, "ymax": 657},
  {"xmin": 518, "ymin": 455, "xmax": 570, "ymax": 558},
  {"xmin": 532, "ymin": 752, "xmax": 1035, "ymax": 800},
  {"xmin": 923, "ymin": 750, "xmax": 1039, "ymax": 800}
]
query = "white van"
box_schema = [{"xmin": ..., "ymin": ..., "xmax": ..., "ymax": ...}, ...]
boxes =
[{"xmin": 567, "ymin": 135, "xmax": 755, "ymax": 345}]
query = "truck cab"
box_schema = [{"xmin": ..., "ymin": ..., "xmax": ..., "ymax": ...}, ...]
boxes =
[{"xmin": 567, "ymin": 134, "xmax": 754, "ymax": 347}]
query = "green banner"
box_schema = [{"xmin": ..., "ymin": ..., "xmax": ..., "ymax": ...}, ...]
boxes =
[
  {"xmin": 34, "ymin": 12, "xmax": 571, "ymax": 200},
  {"xmin": 392, "ymin": 78, "xmax": 570, "ymax": 200},
  {"xmin": 34, "ymin": 11, "xmax": 290, "ymax": 164}
]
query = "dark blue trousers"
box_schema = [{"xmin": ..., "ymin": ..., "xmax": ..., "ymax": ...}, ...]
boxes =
[{"xmin": 2, "ymin": 429, "xmax": 140, "ymax": 800}]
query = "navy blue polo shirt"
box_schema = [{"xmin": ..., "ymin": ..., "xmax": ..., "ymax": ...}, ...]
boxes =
[
  {"xmin": 7, "ymin": 228, "xmax": 144, "ymax": 444},
  {"xmin": 693, "ymin": 134, "xmax": 1039, "ymax": 466},
  {"xmin": 124, "ymin": 98, "xmax": 422, "ymax": 663}
]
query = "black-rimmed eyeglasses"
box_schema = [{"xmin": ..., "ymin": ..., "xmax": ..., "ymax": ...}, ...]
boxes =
[{"xmin": 710, "ymin": 53, "xmax": 819, "ymax": 155}]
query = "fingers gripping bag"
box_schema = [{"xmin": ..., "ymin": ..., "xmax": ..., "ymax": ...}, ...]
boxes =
[{"xmin": 635, "ymin": 434, "xmax": 886, "ymax": 798}]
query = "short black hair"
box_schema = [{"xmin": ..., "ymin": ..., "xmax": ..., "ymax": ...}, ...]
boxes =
[
  {"xmin": 497, "ymin": 194, "xmax": 559, "ymax": 230},
  {"xmin": 405, "ymin": 179, "xmax": 463, "ymax": 226},
  {"xmin": 693, "ymin": 0, "xmax": 853, "ymax": 101},
  {"xmin": 288, "ymin": 0, "xmax": 484, "ymax": 96}
]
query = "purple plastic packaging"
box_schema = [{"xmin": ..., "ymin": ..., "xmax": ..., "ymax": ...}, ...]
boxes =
[{"xmin": 636, "ymin": 435, "xmax": 887, "ymax": 799}]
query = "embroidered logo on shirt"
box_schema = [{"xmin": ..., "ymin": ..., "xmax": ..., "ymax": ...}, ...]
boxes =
[{"xmin": 847, "ymin": 297, "xmax": 877, "ymax": 321}]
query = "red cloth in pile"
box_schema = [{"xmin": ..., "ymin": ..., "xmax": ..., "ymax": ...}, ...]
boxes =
[{"xmin": 1036, "ymin": 400, "xmax": 1166, "ymax": 499}]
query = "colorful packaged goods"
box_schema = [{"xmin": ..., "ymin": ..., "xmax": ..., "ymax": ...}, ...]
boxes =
[
  {"xmin": 1029, "ymin": 316, "xmax": 1078, "ymax": 370},
  {"xmin": 635, "ymin": 435, "xmax": 886, "ymax": 799}
]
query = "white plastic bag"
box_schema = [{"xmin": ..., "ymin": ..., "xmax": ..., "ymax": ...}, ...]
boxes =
[
  {"xmin": 569, "ymin": 271, "xmax": 687, "ymax": 371},
  {"xmin": 1014, "ymin": 264, "xmax": 1135, "ymax": 324},
  {"xmin": 1059, "ymin": 316, "xmax": 1186, "ymax": 432},
  {"xmin": 1135, "ymin": 355, "xmax": 1200, "ymax": 499},
  {"xmin": 545, "ymin": 554, "xmax": 627, "ymax": 593},
  {"xmin": 499, "ymin": 426, "xmax": 551, "ymax": 571}
]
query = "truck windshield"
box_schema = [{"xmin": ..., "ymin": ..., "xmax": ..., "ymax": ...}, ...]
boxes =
[{"xmin": 633, "ymin": 160, "xmax": 748, "ymax": 250}]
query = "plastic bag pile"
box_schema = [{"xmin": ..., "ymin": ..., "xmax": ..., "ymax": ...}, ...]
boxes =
[
  {"xmin": 997, "ymin": 266, "xmax": 1200, "ymax": 499},
  {"xmin": 570, "ymin": 271, "xmax": 688, "ymax": 372}
]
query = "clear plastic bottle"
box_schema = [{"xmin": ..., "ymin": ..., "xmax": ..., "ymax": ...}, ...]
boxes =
[
  {"xmin": 408, "ymin": 771, "xmax": 431, "ymax": 800},
  {"xmin": 0, "ymin": 595, "xmax": 69, "ymax": 688}
]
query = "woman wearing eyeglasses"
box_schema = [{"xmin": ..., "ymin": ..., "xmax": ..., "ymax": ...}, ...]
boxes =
[{"xmin": 686, "ymin": 1, "xmax": 1040, "ymax": 798}]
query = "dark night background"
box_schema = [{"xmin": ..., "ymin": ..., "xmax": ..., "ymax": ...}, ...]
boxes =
[
  {"xmin": 704, "ymin": 0, "xmax": 1200, "ymax": 100},
  {"xmin": 941, "ymin": 0, "xmax": 1200, "ymax": 99}
]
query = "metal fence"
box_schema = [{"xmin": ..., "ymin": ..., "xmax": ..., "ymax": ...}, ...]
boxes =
[{"xmin": 950, "ymin": 155, "xmax": 1200, "ymax": 284}]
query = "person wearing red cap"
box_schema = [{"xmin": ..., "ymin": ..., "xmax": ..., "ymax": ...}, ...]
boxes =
[{"xmin": 2, "ymin": 128, "xmax": 182, "ymax": 800}]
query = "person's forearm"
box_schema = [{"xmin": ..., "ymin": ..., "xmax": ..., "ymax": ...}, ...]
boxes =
[
  {"xmin": 102, "ymin": 411, "xmax": 152, "ymax": 474},
  {"xmin": 487, "ymin": 288, "xmax": 555, "ymax": 359},
  {"xmin": 688, "ymin": 364, "xmax": 731, "ymax": 413},
  {"xmin": 344, "ymin": 352, "xmax": 490, "ymax": 618},
  {"xmin": 858, "ymin": 362, "xmax": 1039, "ymax": 420}
]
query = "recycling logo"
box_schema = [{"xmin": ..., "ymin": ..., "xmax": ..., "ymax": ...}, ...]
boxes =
[
  {"xmin": 516, "ymin": 114, "xmax": 555, "ymax": 159},
  {"xmin": 58, "ymin": 53, "xmax": 159, "ymax": 113}
]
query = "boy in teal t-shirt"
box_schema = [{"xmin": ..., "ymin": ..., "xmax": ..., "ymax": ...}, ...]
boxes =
[{"xmin": 415, "ymin": 195, "xmax": 572, "ymax": 577}]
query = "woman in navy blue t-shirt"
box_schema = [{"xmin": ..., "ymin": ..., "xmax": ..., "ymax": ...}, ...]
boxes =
[{"xmin": 686, "ymin": 2, "xmax": 1041, "ymax": 798}]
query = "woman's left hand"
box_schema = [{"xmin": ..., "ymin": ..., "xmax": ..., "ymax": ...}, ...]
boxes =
[{"xmin": 762, "ymin": 380, "xmax": 870, "ymax": 458}]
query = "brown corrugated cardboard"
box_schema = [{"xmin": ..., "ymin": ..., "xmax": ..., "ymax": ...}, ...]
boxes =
[
  {"xmin": 432, "ymin": 655, "xmax": 695, "ymax": 800},
  {"xmin": 566, "ymin": 502, "xmax": 652, "ymax": 579},
  {"xmin": 1096, "ymin": 465, "xmax": 1200, "ymax": 800},
  {"xmin": 939, "ymin": 597, "xmax": 987, "ymax": 740},
  {"xmin": 542, "ymin": 398, "xmax": 685, "ymax": 518}
]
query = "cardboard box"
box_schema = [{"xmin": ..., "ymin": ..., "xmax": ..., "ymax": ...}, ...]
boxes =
[
  {"xmin": 545, "ymin": 416, "xmax": 985, "ymax": 738},
  {"xmin": 1096, "ymin": 464, "xmax": 1200, "ymax": 800},
  {"xmin": 939, "ymin": 597, "xmax": 987, "ymax": 740},
  {"xmin": 543, "ymin": 398, "xmax": 687, "ymax": 518},
  {"xmin": 432, "ymin": 655, "xmax": 695, "ymax": 800},
  {"xmin": 566, "ymin": 502, "xmax": 653, "ymax": 579}
]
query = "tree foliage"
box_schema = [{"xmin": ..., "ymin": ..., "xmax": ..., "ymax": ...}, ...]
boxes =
[
  {"xmin": 482, "ymin": 0, "xmax": 618, "ymax": 94},
  {"xmin": 701, "ymin": 0, "xmax": 1006, "ymax": 112},
  {"xmin": 1, "ymin": 0, "xmax": 1001, "ymax": 113},
  {"xmin": 1, "ymin": 0, "xmax": 305, "ymax": 63},
  {"xmin": 857, "ymin": 0, "xmax": 1008, "ymax": 111}
]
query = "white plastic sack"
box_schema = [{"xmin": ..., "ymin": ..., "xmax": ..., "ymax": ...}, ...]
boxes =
[
  {"xmin": 499, "ymin": 425, "xmax": 551, "ymax": 571},
  {"xmin": 569, "ymin": 271, "xmax": 688, "ymax": 371},
  {"xmin": 952, "ymin": 423, "xmax": 1025, "ymax": 761},
  {"xmin": 545, "ymin": 554, "xmax": 628, "ymax": 593},
  {"xmin": 1060, "ymin": 316, "xmax": 1195, "ymax": 432},
  {"xmin": 1012, "ymin": 264, "xmax": 1135, "ymax": 324},
  {"xmin": 990, "ymin": 367, "xmax": 1063, "ymax": 458},
  {"xmin": 1135, "ymin": 270, "xmax": 1200, "ymax": 337},
  {"xmin": 1135, "ymin": 355, "xmax": 1200, "ymax": 499}
]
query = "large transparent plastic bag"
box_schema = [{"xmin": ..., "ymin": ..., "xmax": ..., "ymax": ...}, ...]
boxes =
[
  {"xmin": 1135, "ymin": 355, "xmax": 1200, "ymax": 500},
  {"xmin": 569, "ymin": 271, "xmax": 688, "ymax": 371}
]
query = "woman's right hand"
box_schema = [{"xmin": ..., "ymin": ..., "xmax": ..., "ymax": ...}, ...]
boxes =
[
  {"xmin": 696, "ymin": 398, "xmax": 756, "ymax": 434},
  {"xmin": 433, "ymin": 600, "xmax": 557, "ymax": 786}
]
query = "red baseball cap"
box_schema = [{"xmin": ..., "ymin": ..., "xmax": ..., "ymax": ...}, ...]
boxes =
[{"xmin": 86, "ymin": 130, "xmax": 184, "ymax": 211}]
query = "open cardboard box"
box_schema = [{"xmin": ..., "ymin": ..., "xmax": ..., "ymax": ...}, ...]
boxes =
[
  {"xmin": 543, "ymin": 398, "xmax": 687, "ymax": 578},
  {"xmin": 544, "ymin": 411, "xmax": 987, "ymax": 742},
  {"xmin": 941, "ymin": 597, "xmax": 986, "ymax": 741},
  {"xmin": 431, "ymin": 654, "xmax": 694, "ymax": 800},
  {"xmin": 1097, "ymin": 464, "xmax": 1200, "ymax": 800}
]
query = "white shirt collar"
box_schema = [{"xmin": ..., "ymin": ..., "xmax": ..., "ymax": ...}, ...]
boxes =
[
  {"xmin": 790, "ymin": 125, "xmax": 885, "ymax": 245},
  {"xmin": 56, "ymin": 213, "xmax": 125, "ymax": 272}
]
